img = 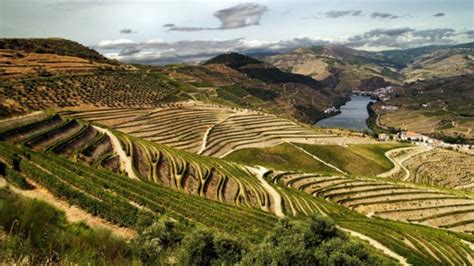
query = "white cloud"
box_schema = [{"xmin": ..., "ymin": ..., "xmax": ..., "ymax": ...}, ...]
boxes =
[
  {"xmin": 167, "ymin": 3, "xmax": 268, "ymax": 32},
  {"xmin": 95, "ymin": 28, "xmax": 473, "ymax": 65},
  {"xmin": 97, "ymin": 39, "xmax": 136, "ymax": 49}
]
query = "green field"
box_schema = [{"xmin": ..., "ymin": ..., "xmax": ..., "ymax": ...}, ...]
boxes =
[
  {"xmin": 225, "ymin": 142, "xmax": 339, "ymax": 175},
  {"xmin": 292, "ymin": 143, "xmax": 410, "ymax": 176},
  {"xmin": 226, "ymin": 142, "xmax": 409, "ymax": 177}
]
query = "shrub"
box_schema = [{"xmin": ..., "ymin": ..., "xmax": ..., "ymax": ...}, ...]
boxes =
[
  {"xmin": 177, "ymin": 229, "xmax": 216, "ymax": 266},
  {"xmin": 133, "ymin": 217, "xmax": 184, "ymax": 265},
  {"xmin": 242, "ymin": 215, "xmax": 393, "ymax": 266},
  {"xmin": 176, "ymin": 228, "xmax": 246, "ymax": 266}
]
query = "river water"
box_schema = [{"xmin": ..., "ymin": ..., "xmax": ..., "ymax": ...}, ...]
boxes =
[{"xmin": 315, "ymin": 95, "xmax": 374, "ymax": 131}]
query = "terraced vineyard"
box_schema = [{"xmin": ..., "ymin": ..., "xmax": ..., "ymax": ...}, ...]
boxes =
[
  {"xmin": 0, "ymin": 112, "xmax": 296, "ymax": 216},
  {"xmin": 378, "ymin": 145, "xmax": 433, "ymax": 180},
  {"xmin": 1, "ymin": 112, "xmax": 474, "ymax": 265},
  {"xmin": 0, "ymin": 49, "xmax": 122, "ymax": 80},
  {"xmin": 403, "ymin": 148, "xmax": 474, "ymax": 191},
  {"xmin": 64, "ymin": 101, "xmax": 377, "ymax": 157},
  {"xmin": 273, "ymin": 171, "xmax": 474, "ymax": 233}
]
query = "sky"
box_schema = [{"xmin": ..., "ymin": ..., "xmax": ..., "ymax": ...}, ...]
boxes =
[{"xmin": 1, "ymin": 0, "xmax": 473, "ymax": 64}]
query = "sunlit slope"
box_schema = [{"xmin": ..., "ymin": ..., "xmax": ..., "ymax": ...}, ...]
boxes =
[
  {"xmin": 1, "ymin": 112, "xmax": 474, "ymax": 265},
  {"xmin": 64, "ymin": 101, "xmax": 377, "ymax": 157}
]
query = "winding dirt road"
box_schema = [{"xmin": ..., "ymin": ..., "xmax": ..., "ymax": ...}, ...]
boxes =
[
  {"xmin": 378, "ymin": 145, "xmax": 432, "ymax": 181},
  {"xmin": 247, "ymin": 166, "xmax": 285, "ymax": 218},
  {"xmin": 93, "ymin": 126, "xmax": 139, "ymax": 180}
]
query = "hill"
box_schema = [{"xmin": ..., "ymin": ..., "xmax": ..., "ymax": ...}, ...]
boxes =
[
  {"xmin": 264, "ymin": 45, "xmax": 399, "ymax": 92},
  {"xmin": 381, "ymin": 42, "xmax": 474, "ymax": 67},
  {"xmin": 264, "ymin": 42, "xmax": 474, "ymax": 91},
  {"xmin": 1, "ymin": 38, "xmax": 474, "ymax": 265},
  {"xmin": 0, "ymin": 39, "xmax": 346, "ymax": 124},
  {"xmin": 370, "ymin": 74, "xmax": 474, "ymax": 142},
  {"xmin": 203, "ymin": 52, "xmax": 324, "ymax": 89},
  {"xmin": 0, "ymin": 38, "xmax": 118, "ymax": 64},
  {"xmin": 1, "ymin": 112, "xmax": 473, "ymax": 264}
]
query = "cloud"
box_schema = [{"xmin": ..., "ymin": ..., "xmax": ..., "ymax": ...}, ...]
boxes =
[
  {"xmin": 371, "ymin": 12, "xmax": 399, "ymax": 19},
  {"xmin": 433, "ymin": 12, "xmax": 445, "ymax": 17},
  {"xmin": 363, "ymin": 27, "xmax": 415, "ymax": 37},
  {"xmin": 215, "ymin": 3, "xmax": 268, "ymax": 29},
  {"xmin": 167, "ymin": 27, "xmax": 208, "ymax": 32},
  {"xmin": 120, "ymin": 29, "xmax": 134, "ymax": 34},
  {"xmin": 323, "ymin": 10, "xmax": 362, "ymax": 18},
  {"xmin": 96, "ymin": 28, "xmax": 472, "ymax": 64},
  {"xmin": 119, "ymin": 47, "xmax": 141, "ymax": 56},
  {"xmin": 412, "ymin": 28, "xmax": 456, "ymax": 41},
  {"xmin": 163, "ymin": 24, "xmax": 175, "ymax": 28},
  {"xmin": 168, "ymin": 3, "xmax": 268, "ymax": 32},
  {"xmin": 97, "ymin": 39, "xmax": 136, "ymax": 49},
  {"xmin": 466, "ymin": 30, "xmax": 474, "ymax": 38},
  {"xmin": 347, "ymin": 27, "xmax": 467, "ymax": 49},
  {"xmin": 95, "ymin": 37, "xmax": 329, "ymax": 64}
]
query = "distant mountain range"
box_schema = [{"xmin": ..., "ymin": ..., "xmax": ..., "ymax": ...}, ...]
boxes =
[
  {"xmin": 1, "ymin": 38, "xmax": 472, "ymax": 126},
  {"xmin": 264, "ymin": 42, "xmax": 474, "ymax": 91}
]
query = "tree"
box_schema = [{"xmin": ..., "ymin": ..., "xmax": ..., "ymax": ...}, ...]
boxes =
[{"xmin": 176, "ymin": 229, "xmax": 216, "ymax": 266}]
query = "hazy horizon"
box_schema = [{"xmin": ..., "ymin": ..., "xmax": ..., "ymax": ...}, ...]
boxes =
[{"xmin": 1, "ymin": 0, "xmax": 473, "ymax": 64}]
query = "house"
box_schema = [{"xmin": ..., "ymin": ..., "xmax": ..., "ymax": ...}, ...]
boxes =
[
  {"xmin": 378, "ymin": 133, "xmax": 389, "ymax": 141},
  {"xmin": 400, "ymin": 131, "xmax": 424, "ymax": 141}
]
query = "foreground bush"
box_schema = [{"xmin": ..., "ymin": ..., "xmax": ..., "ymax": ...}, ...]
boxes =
[{"xmin": 241, "ymin": 215, "xmax": 395, "ymax": 266}]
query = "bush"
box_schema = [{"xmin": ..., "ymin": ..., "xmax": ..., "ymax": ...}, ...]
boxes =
[
  {"xmin": 133, "ymin": 217, "xmax": 184, "ymax": 265},
  {"xmin": 242, "ymin": 215, "xmax": 393, "ymax": 266},
  {"xmin": 177, "ymin": 229, "xmax": 216, "ymax": 266},
  {"xmin": 176, "ymin": 228, "xmax": 246, "ymax": 266}
]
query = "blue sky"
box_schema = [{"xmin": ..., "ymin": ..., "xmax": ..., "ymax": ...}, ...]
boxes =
[{"xmin": 1, "ymin": 0, "xmax": 473, "ymax": 64}]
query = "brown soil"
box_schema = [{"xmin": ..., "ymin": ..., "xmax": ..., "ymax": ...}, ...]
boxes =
[
  {"xmin": 221, "ymin": 177, "xmax": 239, "ymax": 203},
  {"xmin": 202, "ymin": 169, "xmax": 220, "ymax": 200}
]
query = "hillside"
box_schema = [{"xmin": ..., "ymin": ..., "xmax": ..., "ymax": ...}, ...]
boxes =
[
  {"xmin": 371, "ymin": 74, "xmax": 474, "ymax": 142},
  {"xmin": 264, "ymin": 45, "xmax": 400, "ymax": 92},
  {"xmin": 198, "ymin": 53, "xmax": 346, "ymax": 122},
  {"xmin": 1, "ymin": 38, "xmax": 474, "ymax": 265},
  {"xmin": 0, "ymin": 39, "xmax": 345, "ymax": 124},
  {"xmin": 0, "ymin": 38, "xmax": 118, "ymax": 64},
  {"xmin": 1, "ymin": 112, "xmax": 474, "ymax": 265},
  {"xmin": 264, "ymin": 43, "xmax": 474, "ymax": 91}
]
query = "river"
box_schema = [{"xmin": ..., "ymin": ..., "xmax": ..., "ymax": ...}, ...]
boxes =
[{"xmin": 315, "ymin": 95, "xmax": 374, "ymax": 131}]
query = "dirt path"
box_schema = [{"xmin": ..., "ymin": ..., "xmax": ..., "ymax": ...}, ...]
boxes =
[
  {"xmin": 7, "ymin": 179, "xmax": 136, "ymax": 239},
  {"xmin": 93, "ymin": 126, "xmax": 139, "ymax": 180},
  {"xmin": 197, "ymin": 116, "xmax": 231, "ymax": 155},
  {"xmin": 247, "ymin": 166, "xmax": 285, "ymax": 218},
  {"xmin": 339, "ymin": 227, "xmax": 410, "ymax": 266},
  {"xmin": 378, "ymin": 146, "xmax": 432, "ymax": 181},
  {"xmin": 289, "ymin": 143, "xmax": 348, "ymax": 175}
]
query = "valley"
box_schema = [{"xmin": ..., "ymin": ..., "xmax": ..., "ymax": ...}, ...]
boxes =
[{"xmin": 0, "ymin": 37, "xmax": 472, "ymax": 265}]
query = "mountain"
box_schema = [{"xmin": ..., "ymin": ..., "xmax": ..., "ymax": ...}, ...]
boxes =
[
  {"xmin": 203, "ymin": 52, "xmax": 324, "ymax": 89},
  {"xmin": 264, "ymin": 42, "xmax": 474, "ymax": 91},
  {"xmin": 0, "ymin": 39, "xmax": 345, "ymax": 124},
  {"xmin": 264, "ymin": 45, "xmax": 399, "ymax": 92},
  {"xmin": 396, "ymin": 43, "xmax": 474, "ymax": 82},
  {"xmin": 0, "ymin": 38, "xmax": 118, "ymax": 64},
  {"xmin": 1, "ymin": 38, "xmax": 474, "ymax": 265},
  {"xmin": 380, "ymin": 42, "xmax": 474, "ymax": 67},
  {"xmin": 370, "ymin": 74, "xmax": 474, "ymax": 142}
]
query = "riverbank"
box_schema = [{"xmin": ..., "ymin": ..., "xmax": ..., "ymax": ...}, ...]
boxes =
[{"xmin": 315, "ymin": 95, "xmax": 374, "ymax": 132}]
